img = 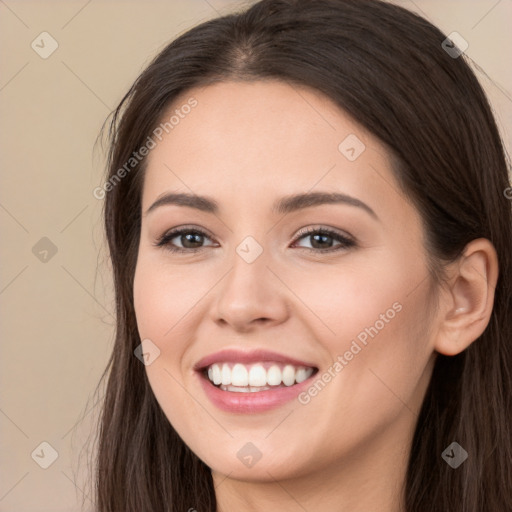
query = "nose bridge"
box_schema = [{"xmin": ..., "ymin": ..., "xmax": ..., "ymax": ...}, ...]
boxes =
[
  {"xmin": 222, "ymin": 236, "xmax": 272, "ymax": 306},
  {"xmin": 212, "ymin": 233, "xmax": 288, "ymax": 329}
]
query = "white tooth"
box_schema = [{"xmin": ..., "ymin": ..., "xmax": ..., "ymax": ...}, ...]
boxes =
[
  {"xmin": 212, "ymin": 363, "xmax": 222, "ymax": 385},
  {"xmin": 266, "ymin": 365, "xmax": 282, "ymax": 386},
  {"xmin": 231, "ymin": 363, "xmax": 249, "ymax": 386},
  {"xmin": 295, "ymin": 367, "xmax": 312, "ymax": 383},
  {"xmin": 282, "ymin": 365, "xmax": 295, "ymax": 386},
  {"xmin": 208, "ymin": 362, "xmax": 315, "ymax": 388},
  {"xmin": 249, "ymin": 364, "xmax": 267, "ymax": 386},
  {"xmin": 221, "ymin": 363, "xmax": 231, "ymax": 385}
]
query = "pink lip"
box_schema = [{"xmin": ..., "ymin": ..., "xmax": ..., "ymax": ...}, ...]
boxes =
[
  {"xmin": 195, "ymin": 370, "xmax": 319, "ymax": 414},
  {"xmin": 193, "ymin": 348, "xmax": 318, "ymax": 371}
]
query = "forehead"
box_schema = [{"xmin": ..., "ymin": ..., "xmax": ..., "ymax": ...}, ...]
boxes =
[{"xmin": 141, "ymin": 80, "xmax": 402, "ymax": 218}]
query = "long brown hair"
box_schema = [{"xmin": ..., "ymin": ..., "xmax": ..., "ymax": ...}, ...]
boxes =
[{"xmin": 87, "ymin": 0, "xmax": 512, "ymax": 510}]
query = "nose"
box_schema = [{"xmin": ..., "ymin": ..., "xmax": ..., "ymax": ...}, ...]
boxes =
[{"xmin": 211, "ymin": 247, "xmax": 289, "ymax": 332}]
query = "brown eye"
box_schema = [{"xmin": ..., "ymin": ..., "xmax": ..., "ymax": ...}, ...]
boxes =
[
  {"xmin": 176, "ymin": 232, "xmax": 205, "ymax": 249},
  {"xmin": 155, "ymin": 227, "xmax": 216, "ymax": 253},
  {"xmin": 292, "ymin": 227, "xmax": 356, "ymax": 252},
  {"xmin": 154, "ymin": 226, "xmax": 356, "ymax": 254}
]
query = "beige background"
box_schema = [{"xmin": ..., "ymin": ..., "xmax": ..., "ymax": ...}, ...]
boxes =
[{"xmin": 1, "ymin": 1, "xmax": 511, "ymax": 510}]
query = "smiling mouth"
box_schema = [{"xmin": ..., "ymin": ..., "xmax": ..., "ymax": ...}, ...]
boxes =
[{"xmin": 200, "ymin": 362, "xmax": 319, "ymax": 393}]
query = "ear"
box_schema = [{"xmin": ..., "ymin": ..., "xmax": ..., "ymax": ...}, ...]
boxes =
[{"xmin": 434, "ymin": 238, "xmax": 499, "ymax": 356}]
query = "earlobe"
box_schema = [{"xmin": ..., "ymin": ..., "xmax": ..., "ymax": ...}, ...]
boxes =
[{"xmin": 434, "ymin": 238, "xmax": 499, "ymax": 356}]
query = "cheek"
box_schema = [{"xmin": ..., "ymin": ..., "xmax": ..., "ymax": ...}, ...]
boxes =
[
  {"xmin": 285, "ymin": 251, "xmax": 411, "ymax": 344},
  {"xmin": 133, "ymin": 260, "xmax": 205, "ymax": 429},
  {"xmin": 334, "ymin": 280, "xmax": 433, "ymax": 427},
  {"xmin": 133, "ymin": 257, "xmax": 206, "ymax": 341},
  {"xmin": 292, "ymin": 250, "xmax": 433, "ymax": 415}
]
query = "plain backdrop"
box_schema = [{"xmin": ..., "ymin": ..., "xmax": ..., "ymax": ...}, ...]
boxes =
[{"xmin": 1, "ymin": 1, "xmax": 511, "ymax": 510}]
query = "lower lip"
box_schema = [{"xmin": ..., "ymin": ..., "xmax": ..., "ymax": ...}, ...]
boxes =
[{"xmin": 196, "ymin": 370, "xmax": 318, "ymax": 413}]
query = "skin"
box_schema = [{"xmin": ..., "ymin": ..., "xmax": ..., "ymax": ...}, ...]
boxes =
[{"xmin": 133, "ymin": 80, "xmax": 498, "ymax": 512}]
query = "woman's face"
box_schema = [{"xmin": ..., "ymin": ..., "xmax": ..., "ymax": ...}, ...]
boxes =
[{"xmin": 133, "ymin": 80, "xmax": 438, "ymax": 482}]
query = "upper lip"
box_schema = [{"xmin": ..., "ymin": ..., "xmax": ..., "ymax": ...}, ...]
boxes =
[{"xmin": 193, "ymin": 348, "xmax": 318, "ymax": 371}]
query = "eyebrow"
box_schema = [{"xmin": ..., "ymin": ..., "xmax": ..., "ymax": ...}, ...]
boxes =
[{"xmin": 145, "ymin": 191, "xmax": 378, "ymax": 219}]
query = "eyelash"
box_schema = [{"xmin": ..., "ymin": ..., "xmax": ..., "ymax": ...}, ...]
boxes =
[{"xmin": 154, "ymin": 225, "xmax": 356, "ymax": 254}]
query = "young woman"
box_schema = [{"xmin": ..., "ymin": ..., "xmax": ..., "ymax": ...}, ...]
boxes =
[{"xmin": 90, "ymin": 0, "xmax": 512, "ymax": 510}]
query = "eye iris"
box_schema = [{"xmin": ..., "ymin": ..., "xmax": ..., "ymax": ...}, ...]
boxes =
[
  {"xmin": 310, "ymin": 233, "xmax": 333, "ymax": 249},
  {"xmin": 181, "ymin": 232, "xmax": 203, "ymax": 248}
]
